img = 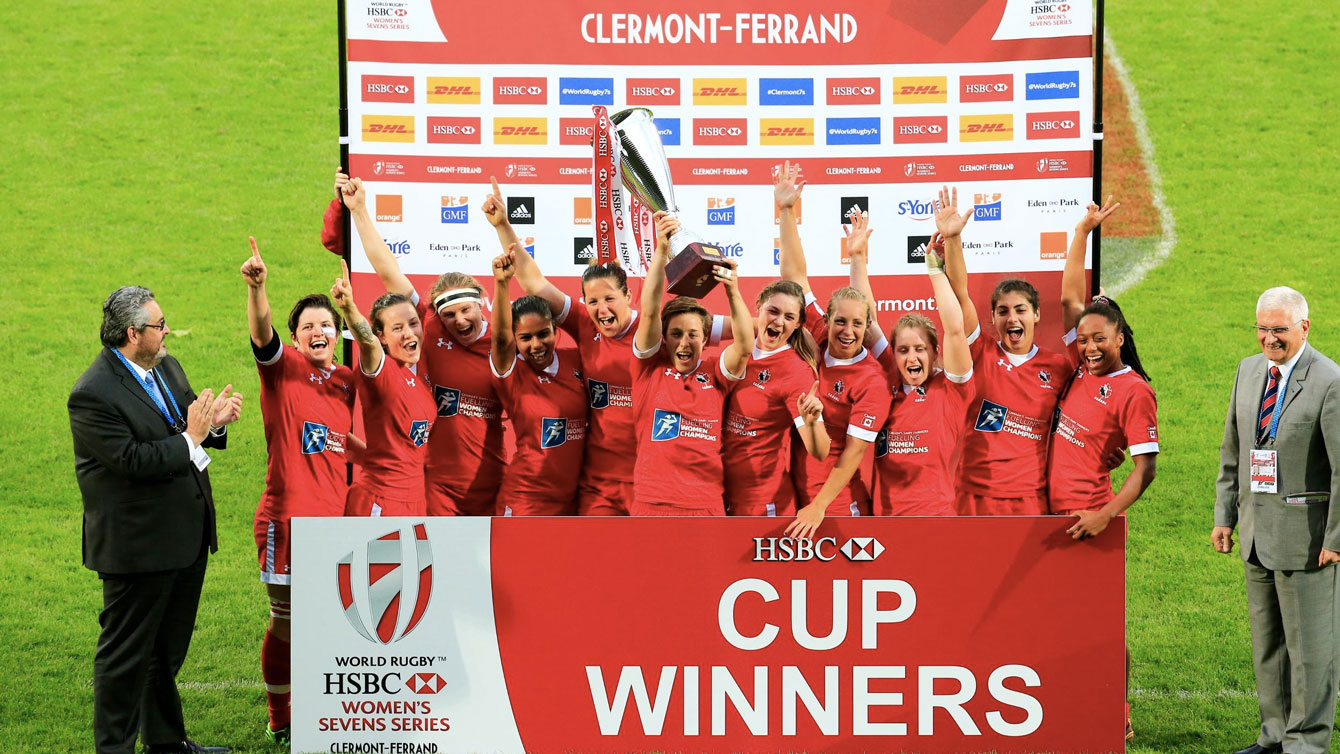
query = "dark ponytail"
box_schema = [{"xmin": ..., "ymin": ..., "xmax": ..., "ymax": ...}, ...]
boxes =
[
  {"xmin": 512, "ymin": 295, "xmax": 554, "ymax": 326},
  {"xmin": 1080, "ymin": 297, "xmax": 1150, "ymax": 382}
]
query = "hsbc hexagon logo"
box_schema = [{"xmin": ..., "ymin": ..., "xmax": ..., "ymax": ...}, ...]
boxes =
[
  {"xmin": 405, "ymin": 672, "xmax": 447, "ymax": 694},
  {"xmin": 336, "ymin": 524, "xmax": 433, "ymax": 644},
  {"xmin": 841, "ymin": 537, "xmax": 885, "ymax": 562}
]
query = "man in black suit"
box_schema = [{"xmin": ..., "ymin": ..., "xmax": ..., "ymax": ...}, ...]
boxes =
[{"xmin": 69, "ymin": 286, "xmax": 243, "ymax": 754}]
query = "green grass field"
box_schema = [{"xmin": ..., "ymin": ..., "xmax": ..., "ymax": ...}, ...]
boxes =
[{"xmin": 3, "ymin": 1, "xmax": 1340, "ymax": 752}]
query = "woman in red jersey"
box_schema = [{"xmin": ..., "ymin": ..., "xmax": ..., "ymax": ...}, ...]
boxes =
[
  {"xmin": 488, "ymin": 246, "xmax": 589, "ymax": 515},
  {"xmin": 336, "ymin": 173, "xmax": 505, "ymax": 516},
  {"xmin": 844, "ymin": 211, "xmax": 974, "ymax": 516},
  {"xmin": 241, "ymin": 239, "xmax": 359, "ymax": 744},
  {"xmin": 330, "ymin": 260, "xmax": 436, "ymax": 517},
  {"xmin": 630, "ymin": 213, "xmax": 754, "ymax": 515},
  {"xmin": 1049, "ymin": 197, "xmax": 1155, "ymax": 533},
  {"xmin": 724, "ymin": 279, "xmax": 830, "ymax": 516},
  {"xmin": 774, "ymin": 162, "xmax": 892, "ymax": 539},
  {"xmin": 481, "ymin": 179, "xmax": 732, "ymax": 515},
  {"xmin": 937, "ymin": 185, "xmax": 1077, "ymax": 515}
]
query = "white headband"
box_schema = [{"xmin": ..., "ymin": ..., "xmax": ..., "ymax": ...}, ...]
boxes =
[{"xmin": 434, "ymin": 287, "xmax": 482, "ymax": 312}]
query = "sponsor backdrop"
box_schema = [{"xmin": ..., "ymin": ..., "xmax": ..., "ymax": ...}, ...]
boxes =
[
  {"xmin": 293, "ymin": 517, "xmax": 1124, "ymax": 753},
  {"xmin": 343, "ymin": 0, "xmax": 1095, "ymax": 346}
]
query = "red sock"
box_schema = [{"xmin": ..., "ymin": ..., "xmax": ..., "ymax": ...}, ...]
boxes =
[{"xmin": 262, "ymin": 627, "xmax": 292, "ymax": 730}]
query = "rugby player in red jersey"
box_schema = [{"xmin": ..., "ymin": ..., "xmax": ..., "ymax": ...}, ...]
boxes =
[
  {"xmin": 481, "ymin": 178, "xmax": 730, "ymax": 515},
  {"xmin": 488, "ymin": 245, "xmax": 588, "ymax": 515},
  {"xmin": 330, "ymin": 260, "xmax": 435, "ymax": 517},
  {"xmin": 241, "ymin": 239, "xmax": 359, "ymax": 744},
  {"xmin": 938, "ymin": 185, "xmax": 1076, "ymax": 515},
  {"xmin": 724, "ymin": 279, "xmax": 830, "ymax": 516},
  {"xmin": 337, "ymin": 174, "xmax": 504, "ymax": 516},
  {"xmin": 774, "ymin": 162, "xmax": 892, "ymax": 539},
  {"xmin": 844, "ymin": 209, "xmax": 974, "ymax": 516},
  {"xmin": 630, "ymin": 213, "xmax": 754, "ymax": 515}
]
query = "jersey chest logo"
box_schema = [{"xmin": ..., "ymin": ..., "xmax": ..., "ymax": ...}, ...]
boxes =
[
  {"xmin": 409, "ymin": 420, "xmax": 430, "ymax": 446},
  {"xmin": 652, "ymin": 409, "xmax": 681, "ymax": 441},
  {"xmin": 302, "ymin": 421, "xmax": 329, "ymax": 454},
  {"xmin": 587, "ymin": 378, "xmax": 610, "ymax": 409},
  {"xmin": 996, "ymin": 358, "xmax": 1014, "ymax": 372},
  {"xmin": 1037, "ymin": 369, "xmax": 1054, "ymax": 390},
  {"xmin": 434, "ymin": 385, "xmax": 460, "ymax": 417},
  {"xmin": 541, "ymin": 417, "xmax": 568, "ymax": 449},
  {"xmin": 975, "ymin": 399, "xmax": 1008, "ymax": 433},
  {"xmin": 1096, "ymin": 383, "xmax": 1112, "ymax": 404},
  {"xmin": 437, "ymin": 338, "xmax": 454, "ymax": 350},
  {"xmin": 757, "ymin": 368, "xmax": 771, "ymax": 383},
  {"xmin": 537, "ymin": 374, "xmax": 553, "ymax": 385},
  {"xmin": 309, "ymin": 372, "xmax": 325, "ymax": 385}
]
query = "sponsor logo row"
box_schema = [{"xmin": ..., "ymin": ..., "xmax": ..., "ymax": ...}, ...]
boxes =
[
  {"xmin": 363, "ymin": 113, "xmax": 1081, "ymax": 145},
  {"xmin": 362, "ymin": 71, "xmax": 1081, "ymax": 106}
]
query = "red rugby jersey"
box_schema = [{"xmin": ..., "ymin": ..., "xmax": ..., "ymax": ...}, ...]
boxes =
[
  {"xmin": 957, "ymin": 329, "xmax": 1076, "ymax": 498},
  {"xmin": 557, "ymin": 296, "xmax": 638, "ymax": 486},
  {"xmin": 723, "ymin": 344, "xmax": 816, "ymax": 515},
  {"xmin": 1048, "ymin": 364, "xmax": 1159, "ymax": 512},
  {"xmin": 415, "ymin": 295, "xmax": 506, "ymax": 509},
  {"xmin": 491, "ymin": 347, "xmax": 589, "ymax": 514},
  {"xmin": 631, "ymin": 345, "xmax": 740, "ymax": 514},
  {"xmin": 873, "ymin": 369, "xmax": 973, "ymax": 516},
  {"xmin": 254, "ymin": 335, "xmax": 356, "ymax": 519},
  {"xmin": 355, "ymin": 354, "xmax": 435, "ymax": 503}
]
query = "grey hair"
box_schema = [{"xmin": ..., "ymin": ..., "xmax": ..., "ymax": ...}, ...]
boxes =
[
  {"xmin": 1256, "ymin": 286, "xmax": 1308, "ymax": 322},
  {"xmin": 100, "ymin": 286, "xmax": 156, "ymax": 348}
]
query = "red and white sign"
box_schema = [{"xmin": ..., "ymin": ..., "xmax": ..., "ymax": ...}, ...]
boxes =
[{"xmin": 294, "ymin": 517, "xmax": 1125, "ymax": 754}]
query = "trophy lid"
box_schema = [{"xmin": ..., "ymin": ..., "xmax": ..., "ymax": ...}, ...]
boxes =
[{"xmin": 611, "ymin": 108, "xmax": 675, "ymax": 213}]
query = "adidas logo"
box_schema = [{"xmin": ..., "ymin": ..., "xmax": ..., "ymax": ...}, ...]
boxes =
[
  {"xmin": 510, "ymin": 204, "xmax": 532, "ymax": 219},
  {"xmin": 845, "ymin": 203, "xmax": 867, "ymax": 218},
  {"xmin": 576, "ymin": 243, "xmax": 595, "ymax": 259}
]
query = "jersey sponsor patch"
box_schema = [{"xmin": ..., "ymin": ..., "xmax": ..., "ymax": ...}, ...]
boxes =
[
  {"xmin": 302, "ymin": 421, "xmax": 328, "ymax": 454},
  {"xmin": 434, "ymin": 385, "xmax": 460, "ymax": 417},
  {"xmin": 410, "ymin": 420, "xmax": 430, "ymax": 446},
  {"xmin": 587, "ymin": 378, "xmax": 610, "ymax": 409},
  {"xmin": 541, "ymin": 417, "xmax": 568, "ymax": 448},
  {"xmin": 874, "ymin": 428, "xmax": 889, "ymax": 458},
  {"xmin": 652, "ymin": 409, "xmax": 681, "ymax": 441},
  {"xmin": 975, "ymin": 399, "xmax": 1008, "ymax": 432}
]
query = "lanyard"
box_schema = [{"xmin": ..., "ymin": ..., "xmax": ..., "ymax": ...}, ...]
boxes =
[
  {"xmin": 111, "ymin": 348, "xmax": 184, "ymax": 428},
  {"xmin": 1266, "ymin": 369, "xmax": 1288, "ymax": 442}
]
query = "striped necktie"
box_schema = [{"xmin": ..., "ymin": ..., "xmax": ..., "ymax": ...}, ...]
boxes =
[{"xmin": 1258, "ymin": 365, "xmax": 1281, "ymax": 442}]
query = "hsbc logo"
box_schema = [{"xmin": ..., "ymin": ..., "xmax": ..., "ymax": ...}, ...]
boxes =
[
  {"xmin": 694, "ymin": 119, "xmax": 747, "ymax": 145},
  {"xmin": 559, "ymin": 118, "xmax": 595, "ymax": 146},
  {"xmin": 494, "ymin": 77, "xmax": 547, "ymax": 104},
  {"xmin": 960, "ymin": 74, "xmax": 1013, "ymax": 103},
  {"xmin": 427, "ymin": 117, "xmax": 481, "ymax": 144},
  {"xmin": 752, "ymin": 536, "xmax": 885, "ymax": 562},
  {"xmin": 899, "ymin": 124, "xmax": 942, "ymax": 135},
  {"xmin": 362, "ymin": 75, "xmax": 413, "ymax": 103},
  {"xmin": 498, "ymin": 85, "xmax": 544, "ymax": 96},
  {"xmin": 336, "ymin": 524, "xmax": 433, "ymax": 644},
  {"xmin": 701, "ymin": 126, "xmax": 743, "ymax": 137},
  {"xmin": 826, "ymin": 77, "xmax": 880, "ymax": 105},
  {"xmin": 893, "ymin": 116, "xmax": 948, "ymax": 144},
  {"xmin": 1027, "ymin": 111, "xmax": 1081, "ymax": 139},
  {"xmin": 627, "ymin": 78, "xmax": 680, "ymax": 105}
]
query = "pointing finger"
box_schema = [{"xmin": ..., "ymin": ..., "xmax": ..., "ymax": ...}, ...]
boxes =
[
  {"xmin": 808, "ymin": 380, "xmax": 819, "ymax": 398},
  {"xmin": 341, "ymin": 258, "xmax": 351, "ymax": 282},
  {"xmin": 249, "ymin": 236, "xmax": 261, "ymax": 261},
  {"xmin": 491, "ymin": 176, "xmax": 502, "ymax": 198}
]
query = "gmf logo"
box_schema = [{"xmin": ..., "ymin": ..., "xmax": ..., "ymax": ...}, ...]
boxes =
[{"xmin": 336, "ymin": 524, "xmax": 433, "ymax": 644}]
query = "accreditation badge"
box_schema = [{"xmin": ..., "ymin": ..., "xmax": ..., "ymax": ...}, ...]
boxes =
[{"xmin": 1250, "ymin": 448, "xmax": 1278, "ymax": 494}]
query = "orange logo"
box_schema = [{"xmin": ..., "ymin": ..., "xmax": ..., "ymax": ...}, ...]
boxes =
[
  {"xmin": 574, "ymin": 197, "xmax": 592, "ymax": 225},
  {"xmin": 775, "ymin": 196, "xmax": 802, "ymax": 225},
  {"xmin": 376, "ymin": 195, "xmax": 403, "ymax": 223},
  {"xmin": 362, "ymin": 115, "xmax": 415, "ymax": 143},
  {"xmin": 892, "ymin": 76, "xmax": 948, "ymax": 104},
  {"xmin": 1039, "ymin": 231, "xmax": 1067, "ymax": 260}
]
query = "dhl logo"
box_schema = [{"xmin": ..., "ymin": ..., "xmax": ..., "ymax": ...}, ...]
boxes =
[
  {"xmin": 692, "ymin": 78, "xmax": 747, "ymax": 106},
  {"xmin": 493, "ymin": 118, "xmax": 547, "ymax": 144},
  {"xmin": 760, "ymin": 119, "xmax": 815, "ymax": 145},
  {"xmin": 959, "ymin": 114, "xmax": 1014, "ymax": 142},
  {"xmin": 362, "ymin": 115, "xmax": 414, "ymax": 143},
  {"xmin": 426, "ymin": 77, "xmax": 482, "ymax": 104},
  {"xmin": 892, "ymin": 76, "xmax": 948, "ymax": 104}
]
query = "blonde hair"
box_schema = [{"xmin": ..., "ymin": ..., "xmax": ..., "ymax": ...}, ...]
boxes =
[
  {"xmin": 428, "ymin": 271, "xmax": 484, "ymax": 301},
  {"xmin": 826, "ymin": 286, "xmax": 873, "ymax": 324},
  {"xmin": 893, "ymin": 314, "xmax": 939, "ymax": 354}
]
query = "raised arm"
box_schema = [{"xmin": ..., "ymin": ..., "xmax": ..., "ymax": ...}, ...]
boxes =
[
  {"xmin": 718, "ymin": 259, "xmax": 753, "ymax": 378},
  {"xmin": 634, "ymin": 212, "xmax": 676, "ymax": 354},
  {"xmin": 843, "ymin": 211, "xmax": 884, "ymax": 345},
  {"xmin": 240, "ymin": 236, "xmax": 273, "ymax": 348},
  {"xmin": 935, "ymin": 185, "xmax": 977, "ymax": 336},
  {"xmin": 342, "ymin": 177, "xmax": 414, "ymax": 297},
  {"xmin": 489, "ymin": 247, "xmax": 518, "ymax": 375},
  {"xmin": 331, "ymin": 259, "xmax": 384, "ymax": 374},
  {"xmin": 482, "ymin": 177, "xmax": 566, "ymax": 317},
  {"xmin": 1062, "ymin": 195, "xmax": 1121, "ymax": 333},
  {"xmin": 775, "ymin": 161, "xmax": 810, "ymax": 295},
  {"xmin": 926, "ymin": 239, "xmax": 971, "ymax": 377}
]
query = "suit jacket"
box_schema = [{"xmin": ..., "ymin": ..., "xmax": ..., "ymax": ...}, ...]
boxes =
[
  {"xmin": 1215, "ymin": 345, "xmax": 1340, "ymax": 571},
  {"xmin": 69, "ymin": 348, "xmax": 226, "ymax": 574}
]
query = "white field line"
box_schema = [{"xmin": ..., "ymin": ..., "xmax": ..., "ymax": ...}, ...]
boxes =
[{"xmin": 1104, "ymin": 30, "xmax": 1178, "ymax": 298}]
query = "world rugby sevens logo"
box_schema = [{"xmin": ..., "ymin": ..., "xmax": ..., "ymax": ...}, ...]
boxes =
[{"xmin": 336, "ymin": 524, "xmax": 433, "ymax": 644}]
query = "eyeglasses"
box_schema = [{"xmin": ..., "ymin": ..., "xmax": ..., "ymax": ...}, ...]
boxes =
[
  {"xmin": 141, "ymin": 319, "xmax": 167, "ymax": 332},
  {"xmin": 1253, "ymin": 320, "xmax": 1301, "ymax": 337}
]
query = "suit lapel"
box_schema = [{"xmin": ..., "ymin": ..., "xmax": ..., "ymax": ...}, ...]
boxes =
[
  {"xmin": 103, "ymin": 349, "xmax": 173, "ymax": 426},
  {"xmin": 1278, "ymin": 347, "xmax": 1314, "ymax": 418}
]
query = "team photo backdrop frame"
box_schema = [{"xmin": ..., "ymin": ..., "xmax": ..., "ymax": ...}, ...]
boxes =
[
  {"xmin": 340, "ymin": 0, "xmax": 1097, "ymax": 347},
  {"xmin": 293, "ymin": 516, "xmax": 1125, "ymax": 754}
]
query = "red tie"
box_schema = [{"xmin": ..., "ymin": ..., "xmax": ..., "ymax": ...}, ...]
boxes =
[{"xmin": 1258, "ymin": 366, "xmax": 1281, "ymax": 442}]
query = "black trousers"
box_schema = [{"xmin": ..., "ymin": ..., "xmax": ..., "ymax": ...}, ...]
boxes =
[{"xmin": 94, "ymin": 547, "xmax": 207, "ymax": 754}]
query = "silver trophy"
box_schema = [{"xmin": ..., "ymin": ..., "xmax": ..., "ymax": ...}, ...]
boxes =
[{"xmin": 612, "ymin": 108, "xmax": 725, "ymax": 298}]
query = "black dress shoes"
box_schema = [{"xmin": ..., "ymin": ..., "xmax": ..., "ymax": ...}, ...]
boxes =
[
  {"xmin": 143, "ymin": 739, "xmax": 232, "ymax": 754},
  {"xmin": 1232, "ymin": 745, "xmax": 1282, "ymax": 754}
]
